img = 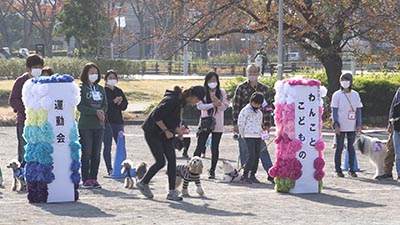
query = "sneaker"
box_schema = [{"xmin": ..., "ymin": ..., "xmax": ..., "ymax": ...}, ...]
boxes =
[
  {"xmin": 240, "ymin": 175, "xmax": 252, "ymax": 184},
  {"xmin": 93, "ymin": 180, "xmax": 102, "ymax": 189},
  {"xmin": 136, "ymin": 181, "xmax": 154, "ymax": 199},
  {"xmin": 182, "ymin": 152, "xmax": 189, "ymax": 159},
  {"xmin": 334, "ymin": 172, "xmax": 345, "ymax": 178},
  {"xmin": 249, "ymin": 175, "xmax": 261, "ymax": 184},
  {"xmin": 107, "ymin": 169, "xmax": 113, "ymax": 176},
  {"xmin": 380, "ymin": 174, "xmax": 393, "ymax": 179},
  {"xmin": 201, "ymin": 153, "xmax": 206, "ymax": 158},
  {"xmin": 166, "ymin": 190, "xmax": 183, "ymax": 201},
  {"xmin": 267, "ymin": 176, "xmax": 275, "ymax": 184},
  {"xmin": 81, "ymin": 179, "xmax": 94, "ymax": 189},
  {"xmin": 208, "ymin": 172, "xmax": 216, "ymax": 179},
  {"xmin": 348, "ymin": 171, "xmax": 358, "ymax": 177}
]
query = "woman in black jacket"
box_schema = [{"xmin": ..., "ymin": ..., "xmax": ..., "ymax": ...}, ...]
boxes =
[
  {"xmin": 103, "ymin": 70, "xmax": 128, "ymax": 175},
  {"xmin": 137, "ymin": 85, "xmax": 205, "ymax": 201}
]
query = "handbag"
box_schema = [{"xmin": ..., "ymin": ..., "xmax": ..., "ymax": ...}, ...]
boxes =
[{"xmin": 198, "ymin": 108, "xmax": 216, "ymax": 133}]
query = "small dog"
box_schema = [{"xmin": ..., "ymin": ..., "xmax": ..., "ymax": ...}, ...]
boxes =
[
  {"xmin": 121, "ymin": 159, "xmax": 135, "ymax": 188},
  {"xmin": 354, "ymin": 134, "xmax": 386, "ymax": 179},
  {"xmin": 217, "ymin": 160, "xmax": 241, "ymax": 183},
  {"xmin": 135, "ymin": 162, "xmax": 147, "ymax": 181},
  {"xmin": 121, "ymin": 160, "xmax": 148, "ymax": 189},
  {"xmin": 7, "ymin": 159, "xmax": 26, "ymax": 191},
  {"xmin": 175, "ymin": 156, "xmax": 204, "ymax": 196}
]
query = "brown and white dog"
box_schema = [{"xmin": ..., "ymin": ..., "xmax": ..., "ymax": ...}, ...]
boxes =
[
  {"xmin": 175, "ymin": 156, "xmax": 204, "ymax": 196},
  {"xmin": 121, "ymin": 160, "xmax": 148, "ymax": 189},
  {"xmin": 354, "ymin": 134, "xmax": 386, "ymax": 179},
  {"xmin": 6, "ymin": 159, "xmax": 26, "ymax": 191}
]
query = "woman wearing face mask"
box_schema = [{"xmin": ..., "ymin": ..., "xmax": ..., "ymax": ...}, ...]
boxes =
[
  {"xmin": 330, "ymin": 73, "xmax": 363, "ymax": 178},
  {"xmin": 138, "ymin": 85, "xmax": 205, "ymax": 201},
  {"xmin": 102, "ymin": 70, "xmax": 128, "ymax": 175},
  {"xmin": 193, "ymin": 72, "xmax": 229, "ymax": 179},
  {"xmin": 77, "ymin": 62, "xmax": 108, "ymax": 189}
]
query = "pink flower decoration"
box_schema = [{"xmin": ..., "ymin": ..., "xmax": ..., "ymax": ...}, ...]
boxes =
[
  {"xmin": 315, "ymin": 140, "xmax": 326, "ymax": 152},
  {"xmin": 289, "ymin": 139, "xmax": 302, "ymax": 152},
  {"xmin": 313, "ymin": 157, "xmax": 325, "ymax": 170},
  {"xmin": 268, "ymin": 167, "xmax": 277, "ymax": 178},
  {"xmin": 289, "ymin": 169, "xmax": 302, "ymax": 180},
  {"xmin": 314, "ymin": 170, "xmax": 325, "ymax": 180}
]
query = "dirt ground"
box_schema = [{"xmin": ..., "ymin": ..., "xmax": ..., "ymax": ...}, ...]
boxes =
[{"xmin": 0, "ymin": 125, "xmax": 399, "ymax": 225}]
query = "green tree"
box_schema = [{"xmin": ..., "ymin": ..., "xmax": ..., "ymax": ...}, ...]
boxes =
[
  {"xmin": 0, "ymin": 2, "xmax": 24, "ymax": 50},
  {"xmin": 58, "ymin": 0, "xmax": 110, "ymax": 58}
]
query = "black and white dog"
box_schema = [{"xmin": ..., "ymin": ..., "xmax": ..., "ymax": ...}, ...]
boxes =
[
  {"xmin": 175, "ymin": 156, "xmax": 204, "ymax": 196},
  {"xmin": 7, "ymin": 159, "xmax": 26, "ymax": 191},
  {"xmin": 354, "ymin": 134, "xmax": 386, "ymax": 179}
]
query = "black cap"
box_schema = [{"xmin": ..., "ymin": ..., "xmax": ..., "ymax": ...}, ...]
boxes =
[
  {"xmin": 340, "ymin": 73, "xmax": 353, "ymax": 83},
  {"xmin": 190, "ymin": 85, "xmax": 205, "ymax": 100}
]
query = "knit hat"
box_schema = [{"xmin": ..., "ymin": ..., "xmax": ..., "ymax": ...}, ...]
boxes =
[
  {"xmin": 340, "ymin": 73, "xmax": 353, "ymax": 83},
  {"xmin": 190, "ymin": 85, "xmax": 206, "ymax": 100}
]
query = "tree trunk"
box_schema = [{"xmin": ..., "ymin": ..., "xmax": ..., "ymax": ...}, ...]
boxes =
[{"xmin": 320, "ymin": 52, "xmax": 342, "ymax": 98}]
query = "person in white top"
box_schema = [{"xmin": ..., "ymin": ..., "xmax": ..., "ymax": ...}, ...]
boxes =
[
  {"xmin": 330, "ymin": 73, "xmax": 363, "ymax": 178},
  {"xmin": 237, "ymin": 92, "xmax": 265, "ymax": 184},
  {"xmin": 194, "ymin": 72, "xmax": 229, "ymax": 179}
]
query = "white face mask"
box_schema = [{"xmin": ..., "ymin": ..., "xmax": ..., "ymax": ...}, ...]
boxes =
[
  {"xmin": 31, "ymin": 68, "xmax": 42, "ymax": 77},
  {"xmin": 88, "ymin": 73, "xmax": 98, "ymax": 83},
  {"xmin": 107, "ymin": 79, "xmax": 117, "ymax": 86},
  {"xmin": 207, "ymin": 82, "xmax": 217, "ymax": 89},
  {"xmin": 248, "ymin": 76, "xmax": 258, "ymax": 82},
  {"xmin": 340, "ymin": 81, "xmax": 351, "ymax": 89}
]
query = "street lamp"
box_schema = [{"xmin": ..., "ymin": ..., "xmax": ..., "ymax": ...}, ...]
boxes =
[
  {"xmin": 114, "ymin": 4, "xmax": 126, "ymax": 58},
  {"xmin": 277, "ymin": 0, "xmax": 284, "ymax": 80}
]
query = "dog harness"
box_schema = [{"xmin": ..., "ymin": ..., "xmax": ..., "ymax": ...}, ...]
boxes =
[
  {"xmin": 225, "ymin": 169, "xmax": 239, "ymax": 183},
  {"xmin": 14, "ymin": 168, "xmax": 23, "ymax": 179},
  {"xmin": 176, "ymin": 164, "xmax": 201, "ymax": 189}
]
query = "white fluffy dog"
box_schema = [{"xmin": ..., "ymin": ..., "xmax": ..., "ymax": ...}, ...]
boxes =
[
  {"xmin": 216, "ymin": 160, "xmax": 241, "ymax": 183},
  {"xmin": 175, "ymin": 156, "xmax": 204, "ymax": 196},
  {"xmin": 6, "ymin": 159, "xmax": 25, "ymax": 191},
  {"xmin": 354, "ymin": 134, "xmax": 386, "ymax": 179}
]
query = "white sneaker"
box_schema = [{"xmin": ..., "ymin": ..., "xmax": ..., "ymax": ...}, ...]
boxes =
[
  {"xmin": 136, "ymin": 181, "xmax": 153, "ymax": 199},
  {"xmin": 166, "ymin": 190, "xmax": 183, "ymax": 201}
]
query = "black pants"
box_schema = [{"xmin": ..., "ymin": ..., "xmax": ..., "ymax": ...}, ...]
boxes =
[
  {"xmin": 182, "ymin": 137, "xmax": 191, "ymax": 155},
  {"xmin": 142, "ymin": 132, "xmax": 176, "ymax": 190},
  {"xmin": 194, "ymin": 131, "xmax": 222, "ymax": 175},
  {"xmin": 243, "ymin": 138, "xmax": 261, "ymax": 176}
]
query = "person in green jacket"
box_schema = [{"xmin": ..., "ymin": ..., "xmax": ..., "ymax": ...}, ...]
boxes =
[{"xmin": 77, "ymin": 62, "xmax": 108, "ymax": 189}]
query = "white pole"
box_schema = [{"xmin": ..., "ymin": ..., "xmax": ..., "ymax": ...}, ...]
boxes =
[{"xmin": 277, "ymin": 0, "xmax": 284, "ymax": 80}]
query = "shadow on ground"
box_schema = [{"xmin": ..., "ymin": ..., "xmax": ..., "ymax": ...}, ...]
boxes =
[
  {"xmin": 293, "ymin": 192, "xmax": 386, "ymax": 208},
  {"xmin": 34, "ymin": 201, "xmax": 115, "ymax": 218},
  {"xmin": 168, "ymin": 201, "xmax": 256, "ymax": 217}
]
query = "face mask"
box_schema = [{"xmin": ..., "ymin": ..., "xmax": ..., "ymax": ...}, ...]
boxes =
[
  {"xmin": 88, "ymin": 73, "xmax": 98, "ymax": 83},
  {"xmin": 107, "ymin": 79, "xmax": 117, "ymax": 86},
  {"xmin": 340, "ymin": 81, "xmax": 351, "ymax": 89},
  {"xmin": 31, "ymin": 68, "xmax": 42, "ymax": 77},
  {"xmin": 208, "ymin": 82, "xmax": 217, "ymax": 89},
  {"xmin": 248, "ymin": 76, "xmax": 258, "ymax": 82}
]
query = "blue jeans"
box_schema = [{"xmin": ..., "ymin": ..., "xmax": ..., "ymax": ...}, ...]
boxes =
[
  {"xmin": 392, "ymin": 130, "xmax": 400, "ymax": 177},
  {"xmin": 17, "ymin": 123, "xmax": 26, "ymax": 167},
  {"xmin": 103, "ymin": 123, "xmax": 124, "ymax": 171},
  {"xmin": 335, "ymin": 132, "xmax": 356, "ymax": 173},
  {"xmin": 79, "ymin": 128, "xmax": 104, "ymax": 182},
  {"xmin": 238, "ymin": 137, "xmax": 273, "ymax": 175}
]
